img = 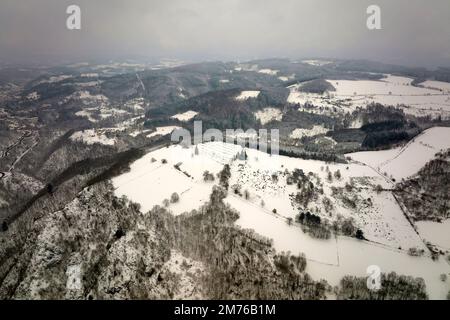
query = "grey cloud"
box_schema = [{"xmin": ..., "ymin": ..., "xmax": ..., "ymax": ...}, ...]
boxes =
[{"xmin": 1, "ymin": 0, "xmax": 449, "ymax": 67}]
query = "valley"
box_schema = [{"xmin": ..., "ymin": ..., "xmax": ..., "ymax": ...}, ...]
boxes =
[{"xmin": 1, "ymin": 58, "xmax": 450, "ymax": 300}]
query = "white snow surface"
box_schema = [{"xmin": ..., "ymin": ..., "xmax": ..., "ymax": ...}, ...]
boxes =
[
  {"xmin": 290, "ymin": 125, "xmax": 328, "ymax": 139},
  {"xmin": 73, "ymin": 91, "xmax": 109, "ymax": 103},
  {"xmin": 287, "ymin": 75, "xmax": 450, "ymax": 118},
  {"xmin": 146, "ymin": 126, "xmax": 182, "ymax": 138},
  {"xmin": 113, "ymin": 142, "xmax": 242, "ymax": 215},
  {"xmin": 254, "ymin": 108, "xmax": 282, "ymax": 125},
  {"xmin": 258, "ymin": 69, "xmax": 279, "ymax": 76},
  {"xmin": 416, "ymin": 220, "xmax": 450, "ymax": 251},
  {"xmin": 70, "ymin": 129, "xmax": 116, "ymax": 146},
  {"xmin": 306, "ymin": 237, "xmax": 450, "ymax": 300},
  {"xmin": 419, "ymin": 80, "xmax": 450, "ymax": 93},
  {"xmin": 39, "ymin": 75, "xmax": 73, "ymax": 84},
  {"xmin": 112, "ymin": 141, "xmax": 450, "ymax": 299},
  {"xmin": 26, "ymin": 92, "xmax": 40, "ymax": 100},
  {"xmin": 235, "ymin": 91, "xmax": 260, "ymax": 101},
  {"xmin": 75, "ymin": 81, "xmax": 103, "ymax": 87},
  {"xmin": 302, "ymin": 60, "xmax": 333, "ymax": 66},
  {"xmin": 346, "ymin": 127, "xmax": 450, "ymax": 181},
  {"xmin": 75, "ymin": 110, "xmax": 98, "ymax": 123},
  {"xmin": 81, "ymin": 73, "xmax": 99, "ymax": 78},
  {"xmin": 170, "ymin": 110, "xmax": 198, "ymax": 122},
  {"xmin": 129, "ymin": 129, "xmax": 152, "ymax": 137},
  {"xmin": 278, "ymin": 74, "xmax": 295, "ymax": 82}
]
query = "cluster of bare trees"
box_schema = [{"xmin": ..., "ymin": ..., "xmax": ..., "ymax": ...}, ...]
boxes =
[
  {"xmin": 158, "ymin": 185, "xmax": 329, "ymax": 299},
  {"xmin": 202, "ymin": 170, "xmax": 215, "ymax": 182},
  {"xmin": 296, "ymin": 211, "xmax": 331, "ymax": 239},
  {"xmin": 337, "ymin": 272, "xmax": 428, "ymax": 300}
]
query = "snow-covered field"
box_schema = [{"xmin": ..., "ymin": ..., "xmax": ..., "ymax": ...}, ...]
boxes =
[
  {"xmin": 254, "ymin": 108, "xmax": 282, "ymax": 125},
  {"xmin": 124, "ymin": 97, "xmax": 145, "ymax": 111},
  {"xmin": 98, "ymin": 107, "xmax": 128, "ymax": 119},
  {"xmin": 38, "ymin": 75, "xmax": 73, "ymax": 84},
  {"xmin": 75, "ymin": 81, "xmax": 103, "ymax": 88},
  {"xmin": 347, "ymin": 127, "xmax": 450, "ymax": 181},
  {"xmin": 306, "ymin": 237, "xmax": 450, "ymax": 300},
  {"xmin": 419, "ymin": 80, "xmax": 450, "ymax": 93},
  {"xmin": 112, "ymin": 142, "xmax": 241, "ymax": 215},
  {"xmin": 233, "ymin": 64, "xmax": 258, "ymax": 72},
  {"xmin": 75, "ymin": 107, "xmax": 129, "ymax": 122},
  {"xmin": 70, "ymin": 90, "xmax": 133, "ymax": 123},
  {"xmin": 287, "ymin": 75, "xmax": 450, "ymax": 118},
  {"xmin": 235, "ymin": 90, "xmax": 260, "ymax": 101},
  {"xmin": 116, "ymin": 115, "xmax": 144, "ymax": 130},
  {"xmin": 416, "ymin": 220, "xmax": 450, "ymax": 251},
  {"xmin": 128, "ymin": 129, "xmax": 151, "ymax": 137},
  {"xmin": 230, "ymin": 192, "xmax": 449, "ymax": 299},
  {"xmin": 302, "ymin": 60, "xmax": 333, "ymax": 66},
  {"xmin": 227, "ymin": 195, "xmax": 338, "ymax": 262},
  {"xmin": 65, "ymin": 91, "xmax": 109, "ymax": 104},
  {"xmin": 278, "ymin": 74, "xmax": 295, "ymax": 82},
  {"xmin": 75, "ymin": 110, "xmax": 98, "ymax": 123},
  {"xmin": 26, "ymin": 92, "xmax": 40, "ymax": 101},
  {"xmin": 146, "ymin": 126, "xmax": 181, "ymax": 138},
  {"xmin": 258, "ymin": 69, "xmax": 279, "ymax": 76},
  {"xmin": 227, "ymin": 146, "xmax": 425, "ymax": 249},
  {"xmin": 81, "ymin": 73, "xmax": 98, "ymax": 78},
  {"xmin": 112, "ymin": 141, "xmax": 428, "ymax": 249},
  {"xmin": 290, "ymin": 125, "xmax": 328, "ymax": 139},
  {"xmin": 111, "ymin": 141, "xmax": 450, "ymax": 299},
  {"xmin": 70, "ymin": 129, "xmax": 116, "ymax": 146},
  {"xmin": 171, "ymin": 110, "xmax": 198, "ymax": 122}
]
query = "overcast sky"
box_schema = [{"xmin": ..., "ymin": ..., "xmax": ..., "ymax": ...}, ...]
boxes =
[{"xmin": 1, "ymin": 0, "xmax": 450, "ymax": 68}]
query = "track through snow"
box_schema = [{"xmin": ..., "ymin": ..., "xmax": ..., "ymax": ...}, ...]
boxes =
[{"xmin": 1, "ymin": 130, "xmax": 38, "ymax": 177}]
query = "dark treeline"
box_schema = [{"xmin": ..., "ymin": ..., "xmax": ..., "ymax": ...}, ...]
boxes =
[
  {"xmin": 360, "ymin": 120, "xmax": 407, "ymax": 132},
  {"xmin": 298, "ymin": 79, "xmax": 336, "ymax": 94},
  {"xmin": 362, "ymin": 130, "xmax": 410, "ymax": 149},
  {"xmin": 4, "ymin": 147, "xmax": 146, "ymax": 226},
  {"xmin": 337, "ymin": 272, "xmax": 428, "ymax": 300},
  {"xmin": 396, "ymin": 149, "xmax": 450, "ymax": 222},
  {"xmin": 278, "ymin": 148, "xmax": 344, "ymax": 163}
]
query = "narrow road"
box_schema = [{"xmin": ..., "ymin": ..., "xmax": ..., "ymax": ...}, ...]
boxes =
[
  {"xmin": 0, "ymin": 130, "xmax": 37, "ymax": 179},
  {"xmin": 1, "ymin": 131, "xmax": 32, "ymax": 158},
  {"xmin": 136, "ymin": 73, "xmax": 146, "ymax": 92},
  {"xmin": 9, "ymin": 140, "xmax": 39, "ymax": 172}
]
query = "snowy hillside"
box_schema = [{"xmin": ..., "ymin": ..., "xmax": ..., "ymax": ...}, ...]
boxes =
[
  {"xmin": 287, "ymin": 75, "xmax": 450, "ymax": 118},
  {"xmin": 347, "ymin": 127, "xmax": 450, "ymax": 181},
  {"xmin": 3, "ymin": 57, "xmax": 450, "ymax": 301},
  {"xmin": 112, "ymin": 140, "xmax": 450, "ymax": 299}
]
